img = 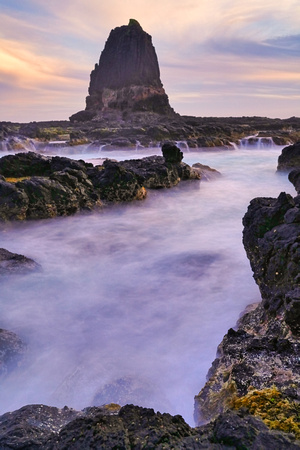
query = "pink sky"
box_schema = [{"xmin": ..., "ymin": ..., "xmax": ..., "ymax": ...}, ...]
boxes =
[{"xmin": 0, "ymin": 0, "xmax": 300, "ymax": 121}]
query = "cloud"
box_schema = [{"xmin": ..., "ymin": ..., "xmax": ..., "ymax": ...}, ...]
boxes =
[{"xmin": 0, "ymin": 0, "xmax": 300, "ymax": 120}]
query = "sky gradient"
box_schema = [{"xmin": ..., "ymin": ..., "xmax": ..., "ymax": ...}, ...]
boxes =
[{"xmin": 0, "ymin": 0, "xmax": 299, "ymax": 122}]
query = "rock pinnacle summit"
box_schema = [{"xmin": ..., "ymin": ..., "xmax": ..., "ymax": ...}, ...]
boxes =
[{"xmin": 70, "ymin": 19, "xmax": 175, "ymax": 121}]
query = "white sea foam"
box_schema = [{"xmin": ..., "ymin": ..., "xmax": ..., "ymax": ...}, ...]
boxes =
[{"xmin": 0, "ymin": 146, "xmax": 295, "ymax": 425}]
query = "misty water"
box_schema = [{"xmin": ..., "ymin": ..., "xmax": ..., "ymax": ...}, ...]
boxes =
[{"xmin": 0, "ymin": 145, "xmax": 295, "ymax": 425}]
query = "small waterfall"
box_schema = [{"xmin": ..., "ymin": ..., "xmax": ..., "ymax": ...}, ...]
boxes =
[
  {"xmin": 176, "ymin": 141, "xmax": 190, "ymax": 152},
  {"xmin": 135, "ymin": 140, "xmax": 144, "ymax": 151},
  {"xmin": 229, "ymin": 142, "xmax": 239, "ymax": 151},
  {"xmin": 0, "ymin": 137, "xmax": 39, "ymax": 153},
  {"xmin": 239, "ymin": 135, "xmax": 276, "ymax": 149}
]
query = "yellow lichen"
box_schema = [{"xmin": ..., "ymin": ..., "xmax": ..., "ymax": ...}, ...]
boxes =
[
  {"xmin": 5, "ymin": 176, "xmax": 31, "ymax": 183},
  {"xmin": 231, "ymin": 386, "xmax": 300, "ymax": 438}
]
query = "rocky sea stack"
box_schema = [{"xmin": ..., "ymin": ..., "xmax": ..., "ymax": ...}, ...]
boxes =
[{"xmin": 70, "ymin": 19, "xmax": 174, "ymax": 122}]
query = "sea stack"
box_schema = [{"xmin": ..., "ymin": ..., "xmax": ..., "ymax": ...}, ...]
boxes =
[{"xmin": 70, "ymin": 19, "xmax": 174, "ymax": 121}]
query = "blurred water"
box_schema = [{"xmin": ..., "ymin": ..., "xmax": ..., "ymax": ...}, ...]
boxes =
[{"xmin": 0, "ymin": 146, "xmax": 295, "ymax": 425}]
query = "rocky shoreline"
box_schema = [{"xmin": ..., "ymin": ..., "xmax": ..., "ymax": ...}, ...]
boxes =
[
  {"xmin": 0, "ymin": 143, "xmax": 207, "ymax": 221},
  {"xmin": 0, "ymin": 142, "xmax": 299, "ymax": 448},
  {"xmin": 1, "ymin": 115, "xmax": 300, "ymax": 154}
]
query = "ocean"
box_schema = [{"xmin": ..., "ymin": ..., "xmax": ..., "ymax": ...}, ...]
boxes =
[{"xmin": 0, "ymin": 144, "xmax": 295, "ymax": 425}]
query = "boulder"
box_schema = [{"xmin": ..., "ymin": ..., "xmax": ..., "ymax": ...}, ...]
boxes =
[
  {"xmin": 0, "ymin": 152, "xmax": 90, "ymax": 178},
  {"xmin": 161, "ymin": 142, "xmax": 183, "ymax": 163},
  {"xmin": 277, "ymin": 142, "xmax": 300, "ymax": 171},
  {"xmin": 88, "ymin": 159, "xmax": 146, "ymax": 202},
  {"xmin": 118, "ymin": 155, "xmax": 200, "ymax": 189}
]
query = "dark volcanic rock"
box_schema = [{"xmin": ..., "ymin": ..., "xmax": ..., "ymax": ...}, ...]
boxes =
[
  {"xmin": 0, "ymin": 405, "xmax": 83, "ymax": 449},
  {"xmin": 162, "ymin": 142, "xmax": 183, "ymax": 163},
  {"xmin": 0, "ymin": 152, "xmax": 90, "ymax": 178},
  {"xmin": 118, "ymin": 155, "xmax": 200, "ymax": 188},
  {"xmin": 0, "ymin": 248, "xmax": 41, "ymax": 275},
  {"xmin": 194, "ymin": 181, "xmax": 300, "ymax": 441},
  {"xmin": 0, "ymin": 403, "xmax": 298, "ymax": 449},
  {"xmin": 0, "ymin": 179, "xmax": 29, "ymax": 220},
  {"xmin": 242, "ymin": 191, "xmax": 300, "ymax": 316},
  {"xmin": 87, "ymin": 159, "xmax": 147, "ymax": 202},
  {"xmin": 278, "ymin": 142, "xmax": 300, "ymax": 171},
  {"xmin": 0, "ymin": 149, "xmax": 203, "ymax": 220},
  {"xmin": 71, "ymin": 19, "xmax": 174, "ymax": 120}
]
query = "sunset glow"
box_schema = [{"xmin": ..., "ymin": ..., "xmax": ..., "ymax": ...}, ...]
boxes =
[{"xmin": 0, "ymin": 0, "xmax": 299, "ymax": 121}]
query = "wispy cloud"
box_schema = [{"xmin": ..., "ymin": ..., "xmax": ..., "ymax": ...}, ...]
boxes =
[{"xmin": 0, "ymin": 0, "xmax": 299, "ymax": 120}]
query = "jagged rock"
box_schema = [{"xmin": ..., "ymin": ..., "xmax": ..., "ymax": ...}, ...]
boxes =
[
  {"xmin": 0, "ymin": 405, "xmax": 83, "ymax": 449},
  {"xmin": 118, "ymin": 155, "xmax": 200, "ymax": 188},
  {"xmin": 194, "ymin": 185, "xmax": 300, "ymax": 441},
  {"xmin": 0, "ymin": 180, "xmax": 29, "ymax": 220},
  {"xmin": 0, "ymin": 248, "xmax": 41, "ymax": 275},
  {"xmin": 278, "ymin": 142, "xmax": 300, "ymax": 171},
  {"xmin": 242, "ymin": 191, "xmax": 300, "ymax": 315},
  {"xmin": 0, "ymin": 150, "xmax": 204, "ymax": 220},
  {"xmin": 0, "ymin": 328, "xmax": 26, "ymax": 378},
  {"xmin": 162, "ymin": 142, "xmax": 183, "ymax": 163},
  {"xmin": 0, "ymin": 403, "xmax": 298, "ymax": 449},
  {"xmin": 71, "ymin": 19, "xmax": 174, "ymax": 121},
  {"xmin": 87, "ymin": 159, "xmax": 146, "ymax": 202},
  {"xmin": 0, "ymin": 152, "xmax": 91, "ymax": 178},
  {"xmin": 194, "ymin": 306, "xmax": 300, "ymax": 425}
]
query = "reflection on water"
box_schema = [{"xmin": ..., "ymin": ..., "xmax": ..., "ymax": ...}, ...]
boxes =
[{"xmin": 0, "ymin": 146, "xmax": 295, "ymax": 425}]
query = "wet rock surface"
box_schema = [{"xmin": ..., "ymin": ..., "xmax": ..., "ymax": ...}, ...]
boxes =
[
  {"xmin": 1, "ymin": 143, "xmax": 300, "ymax": 447},
  {"xmin": 194, "ymin": 161, "xmax": 300, "ymax": 444},
  {"xmin": 0, "ymin": 150, "xmax": 202, "ymax": 220},
  {"xmin": 0, "ymin": 403, "xmax": 298, "ymax": 449},
  {"xmin": 1, "ymin": 116, "xmax": 300, "ymax": 151},
  {"xmin": 278, "ymin": 142, "xmax": 300, "ymax": 171}
]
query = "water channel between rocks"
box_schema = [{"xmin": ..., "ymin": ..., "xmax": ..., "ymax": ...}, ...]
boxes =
[{"xmin": 0, "ymin": 146, "xmax": 295, "ymax": 425}]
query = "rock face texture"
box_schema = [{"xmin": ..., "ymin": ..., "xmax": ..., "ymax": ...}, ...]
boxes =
[
  {"xmin": 0, "ymin": 149, "xmax": 201, "ymax": 221},
  {"xmin": 278, "ymin": 142, "xmax": 300, "ymax": 171},
  {"xmin": 71, "ymin": 19, "xmax": 174, "ymax": 121},
  {"xmin": 194, "ymin": 158, "xmax": 300, "ymax": 442},
  {"xmin": 0, "ymin": 403, "xmax": 299, "ymax": 449}
]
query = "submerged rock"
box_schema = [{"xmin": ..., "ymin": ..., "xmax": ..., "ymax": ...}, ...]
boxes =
[
  {"xmin": 192, "ymin": 162, "xmax": 222, "ymax": 181},
  {"xmin": 0, "ymin": 248, "xmax": 41, "ymax": 275}
]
